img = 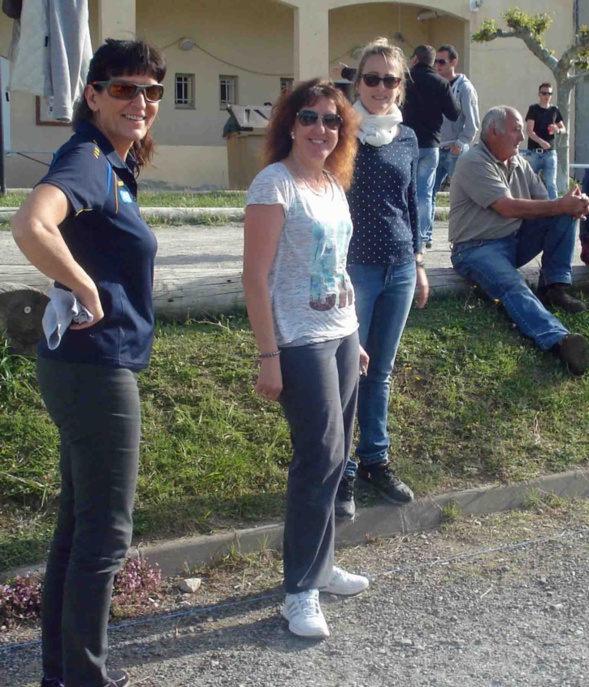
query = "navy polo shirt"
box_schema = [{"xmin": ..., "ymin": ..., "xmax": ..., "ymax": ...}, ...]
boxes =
[
  {"xmin": 37, "ymin": 121, "xmax": 158, "ymax": 371},
  {"xmin": 347, "ymin": 125, "xmax": 421, "ymax": 266}
]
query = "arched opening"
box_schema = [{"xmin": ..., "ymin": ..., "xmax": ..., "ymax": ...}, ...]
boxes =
[{"xmin": 328, "ymin": 2, "xmax": 468, "ymax": 78}]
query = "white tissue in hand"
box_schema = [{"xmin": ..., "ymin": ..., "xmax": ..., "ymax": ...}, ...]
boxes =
[{"xmin": 42, "ymin": 287, "xmax": 94, "ymax": 350}]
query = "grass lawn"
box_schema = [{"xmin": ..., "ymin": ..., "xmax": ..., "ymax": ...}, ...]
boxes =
[
  {"xmin": 1, "ymin": 293, "xmax": 587, "ymax": 572},
  {"xmin": 0, "ymin": 190, "xmax": 450, "ymax": 209}
]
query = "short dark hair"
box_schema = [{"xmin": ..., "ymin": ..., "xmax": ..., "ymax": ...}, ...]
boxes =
[
  {"xmin": 412, "ymin": 45, "xmax": 436, "ymax": 66},
  {"xmin": 262, "ymin": 79, "xmax": 360, "ymax": 190},
  {"xmin": 437, "ymin": 44, "xmax": 458, "ymax": 62},
  {"xmin": 539, "ymin": 82, "xmax": 552, "ymax": 91},
  {"xmin": 73, "ymin": 39, "xmax": 167, "ymax": 170}
]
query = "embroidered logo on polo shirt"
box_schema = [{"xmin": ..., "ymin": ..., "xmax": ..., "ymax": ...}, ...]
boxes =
[
  {"xmin": 93, "ymin": 146, "xmax": 100, "ymax": 158},
  {"xmin": 119, "ymin": 189, "xmax": 133, "ymax": 203}
]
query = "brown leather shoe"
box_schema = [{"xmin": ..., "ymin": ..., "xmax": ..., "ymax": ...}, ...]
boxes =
[
  {"xmin": 538, "ymin": 284, "xmax": 586, "ymax": 314},
  {"xmin": 557, "ymin": 334, "xmax": 589, "ymax": 375}
]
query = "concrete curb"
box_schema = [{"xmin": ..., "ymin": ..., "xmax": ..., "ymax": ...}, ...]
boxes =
[
  {"xmin": 0, "ymin": 206, "xmax": 451, "ymax": 224},
  {"xmin": 139, "ymin": 468, "xmax": 589, "ymax": 577},
  {"xmin": 2, "ymin": 469, "xmax": 588, "ymax": 581}
]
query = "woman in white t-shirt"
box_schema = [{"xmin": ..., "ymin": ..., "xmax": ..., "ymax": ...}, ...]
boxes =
[{"xmin": 243, "ymin": 79, "xmax": 369, "ymax": 639}]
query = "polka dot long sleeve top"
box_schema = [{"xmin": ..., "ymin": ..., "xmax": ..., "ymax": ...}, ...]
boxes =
[{"xmin": 347, "ymin": 125, "xmax": 422, "ymax": 266}]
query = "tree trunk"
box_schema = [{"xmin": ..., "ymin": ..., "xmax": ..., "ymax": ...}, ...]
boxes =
[
  {"xmin": 0, "ymin": 283, "xmax": 49, "ymax": 356},
  {"xmin": 556, "ymin": 79, "xmax": 573, "ymax": 195}
]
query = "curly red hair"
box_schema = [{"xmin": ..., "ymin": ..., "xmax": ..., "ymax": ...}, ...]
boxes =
[{"xmin": 262, "ymin": 78, "xmax": 359, "ymax": 191}]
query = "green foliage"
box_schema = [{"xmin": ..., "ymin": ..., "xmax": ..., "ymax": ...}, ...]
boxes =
[
  {"xmin": 503, "ymin": 7, "xmax": 552, "ymax": 37},
  {"xmin": 472, "ymin": 19, "xmax": 500, "ymax": 43},
  {"xmin": 523, "ymin": 488, "xmax": 567, "ymax": 513},
  {"xmin": 472, "ymin": 8, "xmax": 553, "ymax": 43},
  {"xmin": 0, "ymin": 191, "xmax": 247, "ymax": 209},
  {"xmin": 441, "ymin": 500, "xmax": 463, "ymax": 525},
  {"xmin": 2, "ymin": 297, "xmax": 589, "ymax": 571}
]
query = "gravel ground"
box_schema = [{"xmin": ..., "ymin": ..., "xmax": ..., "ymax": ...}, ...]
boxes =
[{"xmin": 2, "ymin": 499, "xmax": 589, "ymax": 687}]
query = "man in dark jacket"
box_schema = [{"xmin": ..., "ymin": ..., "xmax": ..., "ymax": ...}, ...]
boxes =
[{"xmin": 403, "ymin": 45, "xmax": 460, "ymax": 247}]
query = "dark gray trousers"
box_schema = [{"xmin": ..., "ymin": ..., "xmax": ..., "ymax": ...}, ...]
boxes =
[
  {"xmin": 279, "ymin": 331, "xmax": 359, "ymax": 594},
  {"xmin": 37, "ymin": 357, "xmax": 141, "ymax": 687}
]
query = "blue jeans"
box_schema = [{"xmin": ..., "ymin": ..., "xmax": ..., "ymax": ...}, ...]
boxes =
[
  {"xmin": 416, "ymin": 147, "xmax": 439, "ymax": 245},
  {"xmin": 429, "ymin": 146, "xmax": 469, "ymax": 241},
  {"xmin": 581, "ymin": 169, "xmax": 589, "ymax": 244},
  {"xmin": 343, "ymin": 262, "xmax": 417, "ymax": 478},
  {"xmin": 451, "ymin": 214, "xmax": 577, "ymax": 350},
  {"xmin": 527, "ymin": 149, "xmax": 558, "ymax": 199}
]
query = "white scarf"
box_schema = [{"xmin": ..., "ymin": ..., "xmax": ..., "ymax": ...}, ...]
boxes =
[{"xmin": 353, "ymin": 100, "xmax": 403, "ymax": 147}]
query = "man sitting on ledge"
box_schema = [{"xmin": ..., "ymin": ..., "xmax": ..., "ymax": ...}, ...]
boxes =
[{"xmin": 449, "ymin": 105, "xmax": 589, "ymax": 375}]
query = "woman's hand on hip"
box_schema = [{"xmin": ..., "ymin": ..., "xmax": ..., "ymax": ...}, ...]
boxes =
[
  {"xmin": 70, "ymin": 286, "xmax": 105, "ymax": 330},
  {"xmin": 255, "ymin": 357, "xmax": 283, "ymax": 401},
  {"xmin": 415, "ymin": 266, "xmax": 430, "ymax": 309}
]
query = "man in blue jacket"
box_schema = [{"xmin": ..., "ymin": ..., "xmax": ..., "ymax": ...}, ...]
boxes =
[{"xmin": 403, "ymin": 44, "xmax": 461, "ymax": 247}]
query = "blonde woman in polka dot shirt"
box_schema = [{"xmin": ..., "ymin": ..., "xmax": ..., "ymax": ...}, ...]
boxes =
[{"xmin": 335, "ymin": 38, "xmax": 430, "ymax": 521}]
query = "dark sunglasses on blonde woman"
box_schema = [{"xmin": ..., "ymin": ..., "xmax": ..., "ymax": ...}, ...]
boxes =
[
  {"xmin": 296, "ymin": 110, "xmax": 342, "ymax": 130},
  {"xmin": 361, "ymin": 74, "xmax": 402, "ymax": 89},
  {"xmin": 91, "ymin": 79, "xmax": 165, "ymax": 102}
]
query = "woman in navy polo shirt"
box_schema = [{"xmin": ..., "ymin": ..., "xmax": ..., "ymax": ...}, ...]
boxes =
[
  {"xmin": 12, "ymin": 39, "xmax": 165, "ymax": 687},
  {"xmin": 334, "ymin": 38, "xmax": 430, "ymax": 520}
]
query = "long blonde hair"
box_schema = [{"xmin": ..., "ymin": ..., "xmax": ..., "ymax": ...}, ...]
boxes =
[{"xmin": 355, "ymin": 38, "xmax": 408, "ymax": 106}]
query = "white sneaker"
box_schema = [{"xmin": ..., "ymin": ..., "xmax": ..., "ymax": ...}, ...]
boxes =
[
  {"xmin": 282, "ymin": 589, "xmax": 330, "ymax": 638},
  {"xmin": 323, "ymin": 566, "xmax": 369, "ymax": 596}
]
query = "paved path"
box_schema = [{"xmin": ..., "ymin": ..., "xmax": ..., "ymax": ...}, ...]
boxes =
[
  {"xmin": 3, "ymin": 221, "xmax": 587, "ymax": 276},
  {"xmin": 1, "ymin": 506, "xmax": 588, "ymax": 687},
  {"xmin": 0, "ymin": 222, "xmax": 454, "ymax": 274}
]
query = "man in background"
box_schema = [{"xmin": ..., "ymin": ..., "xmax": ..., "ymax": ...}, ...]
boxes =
[
  {"xmin": 449, "ymin": 106, "xmax": 589, "ymax": 375},
  {"xmin": 525, "ymin": 83, "xmax": 565, "ymax": 200},
  {"xmin": 430, "ymin": 44, "xmax": 480, "ymax": 248},
  {"xmin": 403, "ymin": 44, "xmax": 460, "ymax": 246}
]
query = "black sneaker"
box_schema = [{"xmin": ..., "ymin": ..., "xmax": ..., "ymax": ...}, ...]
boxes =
[
  {"xmin": 556, "ymin": 334, "xmax": 589, "ymax": 375},
  {"xmin": 41, "ymin": 670, "xmax": 129, "ymax": 687},
  {"xmin": 334, "ymin": 475, "xmax": 356, "ymax": 520},
  {"xmin": 108, "ymin": 670, "xmax": 130, "ymax": 687},
  {"xmin": 357, "ymin": 463, "xmax": 414, "ymax": 504},
  {"xmin": 538, "ymin": 284, "xmax": 586, "ymax": 314}
]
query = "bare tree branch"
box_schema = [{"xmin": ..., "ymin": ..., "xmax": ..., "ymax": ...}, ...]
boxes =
[
  {"xmin": 559, "ymin": 31, "xmax": 589, "ymax": 69},
  {"xmin": 514, "ymin": 28, "xmax": 559, "ymax": 70},
  {"xmin": 565, "ymin": 72, "xmax": 589, "ymax": 87}
]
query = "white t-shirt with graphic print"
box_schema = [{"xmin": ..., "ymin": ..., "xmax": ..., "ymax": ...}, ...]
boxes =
[{"xmin": 246, "ymin": 162, "xmax": 358, "ymax": 347}]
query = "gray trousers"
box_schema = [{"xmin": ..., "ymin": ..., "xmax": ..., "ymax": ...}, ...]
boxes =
[
  {"xmin": 37, "ymin": 357, "xmax": 141, "ymax": 687},
  {"xmin": 279, "ymin": 331, "xmax": 359, "ymax": 594}
]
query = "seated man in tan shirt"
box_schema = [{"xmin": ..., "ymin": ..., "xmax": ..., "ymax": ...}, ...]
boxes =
[{"xmin": 449, "ymin": 105, "xmax": 589, "ymax": 374}]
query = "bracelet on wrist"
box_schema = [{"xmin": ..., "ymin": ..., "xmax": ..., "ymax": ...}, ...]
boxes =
[{"xmin": 259, "ymin": 350, "xmax": 281, "ymax": 359}]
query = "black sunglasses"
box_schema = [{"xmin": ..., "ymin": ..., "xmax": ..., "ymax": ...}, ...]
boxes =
[
  {"xmin": 296, "ymin": 109, "xmax": 342, "ymax": 130},
  {"xmin": 539, "ymin": 91, "xmax": 553, "ymax": 96},
  {"xmin": 91, "ymin": 79, "xmax": 165, "ymax": 103},
  {"xmin": 435, "ymin": 58, "xmax": 449, "ymax": 65},
  {"xmin": 361, "ymin": 74, "xmax": 402, "ymax": 89}
]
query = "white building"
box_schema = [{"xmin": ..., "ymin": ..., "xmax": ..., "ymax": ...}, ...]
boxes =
[{"xmin": 0, "ymin": 0, "xmax": 581, "ymax": 189}]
